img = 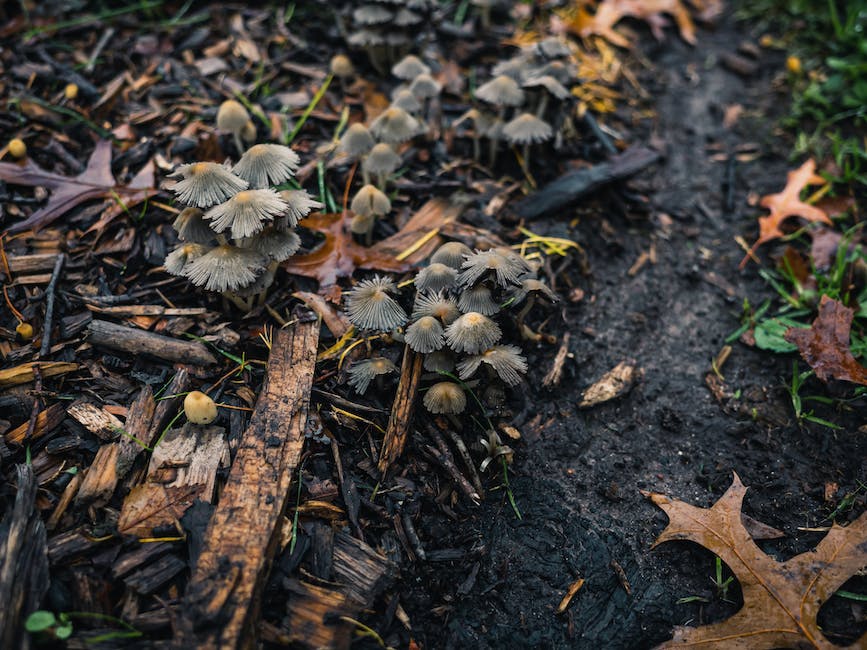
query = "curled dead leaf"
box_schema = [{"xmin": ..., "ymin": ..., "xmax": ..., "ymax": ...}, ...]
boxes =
[{"xmin": 579, "ymin": 361, "xmax": 639, "ymax": 408}]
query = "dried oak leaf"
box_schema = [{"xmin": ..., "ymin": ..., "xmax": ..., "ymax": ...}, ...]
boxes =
[
  {"xmin": 283, "ymin": 212, "xmax": 410, "ymax": 288},
  {"xmin": 784, "ymin": 295, "xmax": 867, "ymax": 385},
  {"xmin": 0, "ymin": 139, "xmax": 157, "ymax": 234},
  {"xmin": 645, "ymin": 473, "xmax": 867, "ymax": 649},
  {"xmin": 569, "ymin": 0, "xmax": 698, "ymax": 48}
]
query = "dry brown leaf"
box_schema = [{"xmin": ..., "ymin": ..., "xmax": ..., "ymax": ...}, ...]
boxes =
[
  {"xmin": 283, "ymin": 213, "xmax": 411, "ymax": 288},
  {"xmin": 0, "ymin": 139, "xmax": 157, "ymax": 234},
  {"xmin": 784, "ymin": 295, "xmax": 867, "ymax": 385},
  {"xmin": 567, "ymin": 0, "xmax": 698, "ymax": 48},
  {"xmin": 646, "ymin": 473, "xmax": 867, "ymax": 649},
  {"xmin": 117, "ymin": 483, "xmax": 202, "ymax": 538},
  {"xmin": 578, "ymin": 361, "xmax": 638, "ymax": 407}
]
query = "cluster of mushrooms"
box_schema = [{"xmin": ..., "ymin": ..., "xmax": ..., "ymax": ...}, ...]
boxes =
[
  {"xmin": 163, "ymin": 106, "xmax": 321, "ymax": 310},
  {"xmin": 343, "ymin": 242, "xmax": 557, "ymax": 416},
  {"xmin": 456, "ymin": 36, "xmax": 578, "ymax": 168},
  {"xmin": 347, "ymin": 0, "xmax": 435, "ymax": 74},
  {"xmin": 335, "ymin": 54, "xmax": 442, "ymax": 243}
]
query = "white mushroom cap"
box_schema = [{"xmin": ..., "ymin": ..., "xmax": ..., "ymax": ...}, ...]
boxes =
[
  {"xmin": 444, "ymin": 312, "xmax": 502, "ymax": 353},
  {"xmin": 164, "ymin": 243, "xmax": 210, "ymax": 276},
  {"xmin": 458, "ymin": 284, "xmax": 500, "ymax": 315},
  {"xmin": 509, "ymin": 278, "xmax": 558, "ymax": 304},
  {"xmin": 405, "ymin": 316, "xmax": 445, "ymax": 353},
  {"xmin": 348, "ymin": 29, "xmax": 385, "ymax": 46},
  {"xmin": 457, "ymin": 344, "xmax": 528, "ymax": 386},
  {"xmin": 430, "ymin": 241, "xmax": 472, "ymax": 269},
  {"xmin": 233, "ymin": 144, "xmax": 300, "ymax": 189},
  {"xmin": 171, "ymin": 162, "xmax": 249, "ymax": 208},
  {"xmin": 415, "ymin": 262, "xmax": 457, "ymax": 293},
  {"xmin": 173, "ymin": 207, "xmax": 214, "ymax": 244},
  {"xmin": 182, "ymin": 244, "xmax": 267, "ymax": 292},
  {"xmin": 351, "ymin": 184, "xmax": 391, "ymax": 218},
  {"xmin": 363, "ymin": 143, "xmax": 401, "ymax": 177},
  {"xmin": 475, "ymin": 75, "xmax": 525, "ymax": 107},
  {"xmin": 457, "ymin": 248, "xmax": 525, "ymax": 287},
  {"xmin": 348, "ymin": 357, "xmax": 398, "ymax": 394},
  {"xmin": 337, "ymin": 123, "xmax": 375, "ymax": 158},
  {"xmin": 423, "ymin": 381, "xmax": 467, "ymax": 414},
  {"xmin": 492, "ymin": 56, "xmax": 532, "ymax": 81},
  {"xmin": 411, "ymin": 291, "xmax": 461, "ymax": 324},
  {"xmin": 370, "ymin": 107, "xmax": 422, "ymax": 144},
  {"xmin": 216, "ymin": 100, "xmax": 250, "ymax": 134},
  {"xmin": 502, "ymin": 113, "xmax": 552, "ymax": 145},
  {"xmin": 279, "ymin": 189, "xmax": 323, "ymax": 226},
  {"xmin": 245, "ymin": 227, "xmax": 301, "ymax": 262},
  {"xmin": 392, "ymin": 55, "xmax": 431, "ymax": 80},
  {"xmin": 345, "ymin": 275, "xmax": 407, "ymax": 331},
  {"xmin": 204, "ymin": 188, "xmax": 289, "ymax": 239},
  {"xmin": 409, "ymin": 73, "xmax": 441, "ymax": 100},
  {"xmin": 393, "ymin": 7, "xmax": 422, "ymax": 26},
  {"xmin": 390, "ymin": 88, "xmax": 422, "ymax": 114},
  {"xmin": 523, "ymin": 75, "xmax": 570, "ymax": 100},
  {"xmin": 353, "ymin": 4, "xmax": 393, "ymax": 25},
  {"xmin": 536, "ymin": 36, "xmax": 571, "ymax": 59}
]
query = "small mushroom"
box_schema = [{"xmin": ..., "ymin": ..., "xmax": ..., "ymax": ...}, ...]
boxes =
[
  {"xmin": 350, "ymin": 184, "xmax": 391, "ymax": 243},
  {"xmin": 457, "ymin": 283, "xmax": 500, "ymax": 315},
  {"xmin": 430, "ymin": 241, "xmax": 472, "ymax": 270},
  {"xmin": 502, "ymin": 112, "xmax": 552, "ymax": 169},
  {"xmin": 392, "ymin": 54, "xmax": 431, "ymax": 80},
  {"xmin": 444, "ymin": 311, "xmax": 502, "ymax": 354},
  {"xmin": 337, "ymin": 123, "xmax": 375, "ymax": 161},
  {"xmin": 457, "ymin": 248, "xmax": 525, "ymax": 287},
  {"xmin": 204, "ymin": 188, "xmax": 289, "ymax": 239},
  {"xmin": 405, "ymin": 316, "xmax": 445, "ymax": 353},
  {"xmin": 523, "ymin": 75, "xmax": 570, "ymax": 119},
  {"xmin": 390, "ymin": 88, "xmax": 422, "ymax": 114},
  {"xmin": 232, "ymin": 143, "xmax": 300, "ymax": 189},
  {"xmin": 245, "ymin": 226, "xmax": 301, "ymax": 262},
  {"xmin": 509, "ymin": 278, "xmax": 558, "ymax": 340},
  {"xmin": 348, "ymin": 356, "xmax": 399, "ymax": 394},
  {"xmin": 415, "ymin": 262, "xmax": 458, "ymax": 292},
  {"xmin": 170, "ymin": 162, "xmax": 249, "ymax": 208},
  {"xmin": 279, "ymin": 190, "xmax": 323, "ymax": 228},
  {"xmin": 369, "ymin": 106, "xmax": 422, "ymax": 144},
  {"xmin": 217, "ymin": 99, "xmax": 251, "ymax": 155},
  {"xmin": 423, "ymin": 381, "xmax": 466, "ymax": 414},
  {"xmin": 411, "ymin": 291, "xmax": 461, "ymax": 325},
  {"xmin": 345, "ymin": 275, "xmax": 407, "ymax": 331},
  {"xmin": 184, "ymin": 390, "xmax": 218, "ymax": 425},
  {"xmin": 330, "ymin": 54, "xmax": 356, "ymax": 94},
  {"xmin": 457, "ymin": 344, "xmax": 527, "ymax": 385},
  {"xmin": 164, "ymin": 243, "xmax": 210, "ymax": 276},
  {"xmin": 182, "ymin": 244, "xmax": 267, "ymax": 292},
  {"xmin": 475, "ymin": 75, "xmax": 525, "ymax": 166},
  {"xmin": 363, "ymin": 142, "xmax": 401, "ymax": 189},
  {"xmin": 173, "ymin": 207, "xmax": 215, "ymax": 244},
  {"xmin": 393, "ymin": 7, "xmax": 422, "ymax": 27}
]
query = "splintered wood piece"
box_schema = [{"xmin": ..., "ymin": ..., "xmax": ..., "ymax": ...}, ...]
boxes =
[
  {"xmin": 87, "ymin": 319, "xmax": 217, "ymax": 366},
  {"xmin": 378, "ymin": 346, "xmax": 424, "ymax": 475},
  {"xmin": 177, "ymin": 320, "xmax": 319, "ymax": 649},
  {"xmin": 5, "ymin": 402, "xmax": 66, "ymax": 445},
  {"xmin": 0, "ymin": 465, "xmax": 50, "ymax": 650},
  {"xmin": 369, "ymin": 197, "xmax": 464, "ymax": 264},
  {"xmin": 146, "ymin": 423, "xmax": 230, "ymax": 500},
  {"xmin": 67, "ymin": 402, "xmax": 125, "ymax": 441},
  {"xmin": 0, "ymin": 361, "xmax": 78, "ymax": 389},
  {"xmin": 76, "ymin": 386, "xmax": 155, "ymax": 507}
]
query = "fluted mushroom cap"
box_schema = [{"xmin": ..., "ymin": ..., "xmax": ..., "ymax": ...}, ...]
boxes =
[
  {"xmin": 337, "ymin": 123, "xmax": 375, "ymax": 158},
  {"xmin": 278, "ymin": 189, "xmax": 323, "ymax": 226},
  {"xmin": 533, "ymin": 60, "xmax": 576, "ymax": 84},
  {"xmin": 458, "ymin": 284, "xmax": 500, "ymax": 315},
  {"xmin": 182, "ymin": 244, "xmax": 266, "ymax": 292},
  {"xmin": 173, "ymin": 207, "xmax": 214, "ymax": 244},
  {"xmin": 457, "ymin": 344, "xmax": 528, "ymax": 386},
  {"xmin": 457, "ymin": 248, "xmax": 526, "ymax": 287},
  {"xmin": 444, "ymin": 311, "xmax": 502, "ymax": 353},
  {"xmin": 348, "ymin": 29, "xmax": 385, "ymax": 46},
  {"xmin": 164, "ymin": 243, "xmax": 210, "ymax": 276},
  {"xmin": 363, "ymin": 143, "xmax": 401, "ymax": 177},
  {"xmin": 492, "ymin": 56, "xmax": 532, "ymax": 81},
  {"xmin": 353, "ymin": 4, "xmax": 392, "ymax": 24},
  {"xmin": 348, "ymin": 357, "xmax": 398, "ymax": 394},
  {"xmin": 423, "ymin": 381, "xmax": 467, "ymax": 414},
  {"xmin": 204, "ymin": 188, "xmax": 288, "ymax": 239},
  {"xmin": 345, "ymin": 276, "xmax": 407, "ymax": 331},
  {"xmin": 431, "ymin": 241, "xmax": 472, "ymax": 269},
  {"xmin": 233, "ymin": 144, "xmax": 300, "ymax": 189},
  {"xmin": 523, "ymin": 75, "xmax": 570, "ymax": 100},
  {"xmin": 394, "ymin": 7, "xmax": 422, "ymax": 26},
  {"xmin": 170, "ymin": 162, "xmax": 249, "ymax": 208},
  {"xmin": 245, "ymin": 227, "xmax": 301, "ymax": 261},
  {"xmin": 391, "ymin": 54, "xmax": 431, "ymax": 80},
  {"xmin": 405, "ymin": 316, "xmax": 445, "ymax": 353},
  {"xmin": 351, "ymin": 184, "xmax": 391, "ymax": 218},
  {"xmin": 476, "ymin": 75, "xmax": 524, "ymax": 107},
  {"xmin": 415, "ymin": 262, "xmax": 457, "ymax": 293},
  {"xmin": 423, "ymin": 348, "xmax": 455, "ymax": 373},
  {"xmin": 370, "ymin": 107, "xmax": 422, "ymax": 144},
  {"xmin": 390, "ymin": 88, "xmax": 422, "ymax": 114},
  {"xmin": 409, "ymin": 73, "xmax": 441, "ymax": 100},
  {"xmin": 216, "ymin": 100, "xmax": 250, "ymax": 134},
  {"xmin": 502, "ymin": 113, "xmax": 552, "ymax": 145},
  {"xmin": 330, "ymin": 54, "xmax": 355, "ymax": 78},
  {"xmin": 411, "ymin": 291, "xmax": 460, "ymax": 324},
  {"xmin": 509, "ymin": 278, "xmax": 558, "ymax": 305},
  {"xmin": 535, "ymin": 36, "xmax": 571, "ymax": 59}
]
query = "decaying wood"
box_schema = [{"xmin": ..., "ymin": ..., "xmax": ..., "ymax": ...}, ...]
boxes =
[
  {"xmin": 67, "ymin": 401, "xmax": 125, "ymax": 441},
  {"xmin": 5, "ymin": 402, "xmax": 65, "ymax": 445},
  {"xmin": 0, "ymin": 465, "xmax": 50, "ymax": 650},
  {"xmin": 177, "ymin": 319, "xmax": 319, "ymax": 649},
  {"xmin": 378, "ymin": 346, "xmax": 424, "ymax": 475},
  {"xmin": 370, "ymin": 197, "xmax": 465, "ymax": 264},
  {"xmin": 543, "ymin": 332, "xmax": 571, "ymax": 388},
  {"xmin": 513, "ymin": 146, "xmax": 661, "ymax": 220},
  {"xmin": 0, "ymin": 361, "xmax": 78, "ymax": 389},
  {"xmin": 146, "ymin": 423, "xmax": 230, "ymax": 499},
  {"xmin": 87, "ymin": 319, "xmax": 217, "ymax": 366}
]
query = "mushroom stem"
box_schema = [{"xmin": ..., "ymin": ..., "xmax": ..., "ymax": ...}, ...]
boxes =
[
  {"xmin": 489, "ymin": 107, "xmax": 505, "ymax": 168},
  {"xmin": 516, "ymin": 296, "xmax": 536, "ymax": 332},
  {"xmin": 223, "ymin": 291, "xmax": 252, "ymax": 312},
  {"xmin": 233, "ymin": 132, "xmax": 246, "ymax": 157},
  {"xmin": 362, "ymin": 164, "xmax": 371, "ymax": 186},
  {"xmin": 377, "ymin": 172, "xmax": 387, "ymax": 190},
  {"xmin": 521, "ymin": 143, "xmax": 532, "ymax": 171},
  {"xmin": 216, "ymin": 233, "xmax": 229, "ymax": 246},
  {"xmin": 364, "ymin": 219, "xmax": 375, "ymax": 247},
  {"xmin": 472, "ymin": 133, "xmax": 481, "ymax": 162},
  {"xmin": 536, "ymin": 94, "xmax": 549, "ymax": 120}
]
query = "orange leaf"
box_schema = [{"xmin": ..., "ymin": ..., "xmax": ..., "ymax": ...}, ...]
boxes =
[
  {"xmin": 784, "ymin": 295, "xmax": 867, "ymax": 385},
  {"xmin": 0, "ymin": 139, "xmax": 157, "ymax": 234},
  {"xmin": 646, "ymin": 473, "xmax": 867, "ymax": 649},
  {"xmin": 566, "ymin": 0, "xmax": 698, "ymax": 47},
  {"xmin": 756, "ymin": 158, "xmax": 830, "ymax": 246}
]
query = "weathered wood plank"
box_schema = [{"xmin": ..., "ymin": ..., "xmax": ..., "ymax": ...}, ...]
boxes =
[
  {"xmin": 378, "ymin": 346, "xmax": 423, "ymax": 474},
  {"xmin": 87, "ymin": 319, "xmax": 217, "ymax": 366},
  {"xmin": 176, "ymin": 319, "xmax": 319, "ymax": 649}
]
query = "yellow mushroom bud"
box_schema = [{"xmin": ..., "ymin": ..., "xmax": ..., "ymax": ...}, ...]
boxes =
[
  {"xmin": 786, "ymin": 56, "xmax": 802, "ymax": 75},
  {"xmin": 15, "ymin": 322, "xmax": 34, "ymax": 340},
  {"xmin": 184, "ymin": 390, "xmax": 218, "ymax": 425},
  {"xmin": 8, "ymin": 138, "xmax": 26, "ymax": 159},
  {"xmin": 64, "ymin": 83, "xmax": 79, "ymax": 100}
]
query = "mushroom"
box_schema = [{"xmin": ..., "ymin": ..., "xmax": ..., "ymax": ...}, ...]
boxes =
[
  {"xmin": 204, "ymin": 188, "xmax": 288, "ymax": 239},
  {"xmin": 170, "ymin": 162, "xmax": 249, "ymax": 208},
  {"xmin": 392, "ymin": 54, "xmax": 431, "ymax": 80},
  {"xmin": 245, "ymin": 226, "xmax": 301, "ymax": 262},
  {"xmin": 8, "ymin": 138, "xmax": 26, "ymax": 159},
  {"xmin": 474, "ymin": 75, "xmax": 525, "ymax": 166},
  {"xmin": 456, "ymin": 344, "xmax": 527, "ymax": 385},
  {"xmin": 415, "ymin": 262, "xmax": 458, "ymax": 292},
  {"xmin": 409, "ymin": 73, "xmax": 442, "ymax": 124},
  {"xmin": 457, "ymin": 283, "xmax": 500, "ymax": 315},
  {"xmin": 444, "ymin": 311, "xmax": 502, "ymax": 353},
  {"xmin": 216, "ymin": 99, "xmax": 251, "ymax": 155},
  {"xmin": 411, "ymin": 291, "xmax": 460, "ymax": 325},
  {"xmin": 330, "ymin": 54, "xmax": 356, "ymax": 95},
  {"xmin": 523, "ymin": 75, "xmax": 570, "ymax": 119},
  {"xmin": 390, "ymin": 88, "xmax": 423, "ymax": 115},
  {"xmin": 423, "ymin": 381, "xmax": 466, "ymax": 414},
  {"xmin": 337, "ymin": 123, "xmax": 376, "ymax": 162},
  {"xmin": 347, "ymin": 356, "xmax": 398, "ymax": 394},
  {"xmin": 350, "ymin": 184, "xmax": 391, "ymax": 244},
  {"xmin": 502, "ymin": 112, "xmax": 552, "ymax": 169},
  {"xmin": 405, "ymin": 316, "xmax": 445, "ymax": 353},
  {"xmin": 369, "ymin": 106, "xmax": 422, "ymax": 144},
  {"xmin": 453, "ymin": 108, "xmax": 496, "ymax": 162},
  {"xmin": 457, "ymin": 248, "xmax": 526, "ymax": 287},
  {"xmin": 164, "ymin": 243, "xmax": 210, "ymax": 276},
  {"xmin": 509, "ymin": 278, "xmax": 558, "ymax": 340},
  {"xmin": 184, "ymin": 390, "xmax": 218, "ymax": 425},
  {"xmin": 393, "ymin": 7, "xmax": 422, "ymax": 27},
  {"xmin": 423, "ymin": 348, "xmax": 455, "ymax": 373},
  {"xmin": 492, "ymin": 55, "xmax": 532, "ymax": 81},
  {"xmin": 278, "ymin": 190, "xmax": 323, "ymax": 228},
  {"xmin": 232, "ymin": 144, "xmax": 300, "ymax": 188},
  {"xmin": 430, "ymin": 241, "xmax": 472, "ymax": 270},
  {"xmin": 363, "ymin": 142, "xmax": 401, "ymax": 189},
  {"xmin": 173, "ymin": 207, "xmax": 215, "ymax": 244},
  {"xmin": 182, "ymin": 244, "xmax": 267, "ymax": 292},
  {"xmin": 345, "ymin": 275, "xmax": 407, "ymax": 331}
]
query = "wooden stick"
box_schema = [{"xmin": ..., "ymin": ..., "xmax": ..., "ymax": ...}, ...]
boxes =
[
  {"xmin": 176, "ymin": 319, "xmax": 319, "ymax": 649},
  {"xmin": 87, "ymin": 319, "xmax": 217, "ymax": 366},
  {"xmin": 378, "ymin": 346, "xmax": 423, "ymax": 475}
]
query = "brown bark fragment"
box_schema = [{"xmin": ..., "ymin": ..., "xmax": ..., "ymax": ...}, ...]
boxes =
[{"xmin": 378, "ymin": 346, "xmax": 423, "ymax": 474}]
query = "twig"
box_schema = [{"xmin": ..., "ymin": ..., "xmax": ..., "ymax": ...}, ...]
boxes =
[
  {"xmin": 583, "ymin": 112, "xmax": 617, "ymax": 156},
  {"xmin": 378, "ymin": 346, "xmax": 423, "ymax": 475},
  {"xmin": 40, "ymin": 254, "xmax": 64, "ymax": 358},
  {"xmin": 445, "ymin": 428, "xmax": 484, "ymax": 497},
  {"xmin": 542, "ymin": 332, "xmax": 571, "ymax": 388},
  {"xmin": 85, "ymin": 27, "xmax": 115, "ymax": 74},
  {"xmin": 400, "ymin": 512, "xmax": 426, "ymax": 561},
  {"xmin": 422, "ymin": 428, "xmax": 481, "ymax": 505}
]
